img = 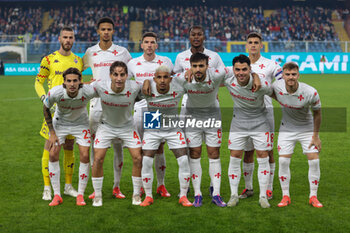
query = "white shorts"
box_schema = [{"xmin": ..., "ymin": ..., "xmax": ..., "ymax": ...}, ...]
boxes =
[
  {"xmin": 277, "ymin": 131, "xmax": 319, "ymax": 155},
  {"xmin": 142, "ymin": 129, "xmax": 187, "ymax": 150},
  {"xmin": 133, "ymin": 100, "xmax": 147, "ymax": 139},
  {"xmin": 228, "ymin": 119, "xmax": 271, "ymax": 151},
  {"xmin": 89, "ymin": 108, "xmax": 102, "ymax": 136},
  {"xmin": 53, "ymin": 123, "xmax": 91, "ymax": 147},
  {"xmin": 185, "ymin": 127, "xmax": 222, "ymax": 148},
  {"xmin": 94, "ymin": 123, "xmax": 142, "ymax": 149},
  {"xmin": 245, "ymin": 110, "xmax": 274, "ymax": 151}
]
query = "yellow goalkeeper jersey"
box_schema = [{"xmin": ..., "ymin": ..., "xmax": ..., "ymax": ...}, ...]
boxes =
[{"xmin": 35, "ymin": 50, "xmax": 83, "ymax": 97}]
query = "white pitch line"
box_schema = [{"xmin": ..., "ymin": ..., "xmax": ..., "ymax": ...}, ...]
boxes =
[{"xmin": 1, "ymin": 97, "xmax": 37, "ymax": 102}]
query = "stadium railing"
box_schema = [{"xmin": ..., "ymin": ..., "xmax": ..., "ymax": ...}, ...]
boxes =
[{"xmin": 1, "ymin": 40, "xmax": 349, "ymax": 63}]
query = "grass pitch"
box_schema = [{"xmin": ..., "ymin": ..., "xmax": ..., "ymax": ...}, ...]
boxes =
[{"xmin": 0, "ymin": 74, "xmax": 349, "ymax": 233}]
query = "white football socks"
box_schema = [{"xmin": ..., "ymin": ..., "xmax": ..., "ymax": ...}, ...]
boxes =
[
  {"xmin": 78, "ymin": 162, "xmax": 90, "ymax": 195},
  {"xmin": 154, "ymin": 153, "xmax": 166, "ymax": 187},
  {"xmin": 228, "ymin": 157, "xmax": 241, "ymax": 196},
  {"xmin": 190, "ymin": 157, "xmax": 202, "ymax": 196},
  {"xmin": 92, "ymin": 176, "xmax": 103, "ymax": 197},
  {"xmin": 112, "ymin": 142, "xmax": 124, "ymax": 189},
  {"xmin": 243, "ymin": 162, "xmax": 254, "ymax": 190},
  {"xmin": 257, "ymin": 157, "xmax": 269, "ymax": 198},
  {"xmin": 49, "ymin": 161, "xmax": 60, "ymax": 196},
  {"xmin": 177, "ymin": 155, "xmax": 190, "ymax": 197},
  {"xmin": 279, "ymin": 157, "xmax": 291, "ymax": 197},
  {"xmin": 209, "ymin": 158, "xmax": 222, "ymax": 196},
  {"xmin": 142, "ymin": 156, "xmax": 154, "ymax": 198},
  {"xmin": 308, "ymin": 159, "xmax": 320, "ymax": 198}
]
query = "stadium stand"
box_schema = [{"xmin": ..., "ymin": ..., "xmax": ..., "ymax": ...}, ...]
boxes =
[{"xmin": 0, "ymin": 3, "xmax": 347, "ymax": 55}]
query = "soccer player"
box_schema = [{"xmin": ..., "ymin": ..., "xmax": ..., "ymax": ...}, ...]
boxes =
[
  {"xmin": 174, "ymin": 53, "xmax": 227, "ymax": 207},
  {"xmin": 43, "ymin": 68, "xmax": 96, "ymax": 206},
  {"xmin": 128, "ymin": 32, "xmax": 173, "ymax": 197},
  {"xmin": 224, "ymin": 54, "xmax": 272, "ymax": 208},
  {"xmin": 90, "ymin": 61, "xmax": 142, "ymax": 207},
  {"xmin": 272, "ymin": 62, "xmax": 323, "ymax": 208},
  {"xmin": 83, "ymin": 17, "xmax": 132, "ymax": 199},
  {"xmin": 140, "ymin": 66, "xmax": 192, "ymax": 207},
  {"xmin": 173, "ymin": 25, "xmax": 225, "ymax": 196},
  {"xmin": 35, "ymin": 26, "xmax": 83, "ymax": 200},
  {"xmin": 239, "ymin": 32, "xmax": 283, "ymax": 200}
]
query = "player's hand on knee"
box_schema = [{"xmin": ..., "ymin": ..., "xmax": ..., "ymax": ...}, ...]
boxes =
[
  {"xmin": 309, "ymin": 135, "xmax": 321, "ymax": 151},
  {"xmin": 48, "ymin": 133, "xmax": 60, "ymax": 150}
]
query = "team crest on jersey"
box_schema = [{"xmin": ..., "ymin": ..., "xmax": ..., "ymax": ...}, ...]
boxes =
[
  {"xmin": 136, "ymin": 62, "xmax": 142, "ymax": 66},
  {"xmin": 74, "ymin": 58, "xmax": 78, "ymax": 64},
  {"xmin": 54, "ymin": 60, "xmax": 59, "ymax": 63},
  {"xmin": 143, "ymin": 110, "xmax": 161, "ymax": 129},
  {"xmin": 93, "ymin": 52, "xmax": 98, "ymax": 56}
]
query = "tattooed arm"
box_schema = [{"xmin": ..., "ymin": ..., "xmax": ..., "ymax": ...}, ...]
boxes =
[{"xmin": 43, "ymin": 105, "xmax": 59, "ymax": 150}]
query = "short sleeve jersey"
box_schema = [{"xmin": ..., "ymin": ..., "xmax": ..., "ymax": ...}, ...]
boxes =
[
  {"xmin": 174, "ymin": 67, "xmax": 227, "ymax": 117},
  {"xmin": 272, "ymin": 79, "xmax": 321, "ymax": 132},
  {"xmin": 92, "ymin": 79, "xmax": 140, "ymax": 128},
  {"xmin": 83, "ymin": 43, "xmax": 132, "ymax": 111},
  {"xmin": 173, "ymin": 48, "xmax": 225, "ymax": 73},
  {"xmin": 128, "ymin": 54, "xmax": 173, "ymax": 86},
  {"xmin": 224, "ymin": 75, "xmax": 273, "ymax": 121},
  {"xmin": 44, "ymin": 85, "xmax": 96, "ymax": 126},
  {"xmin": 145, "ymin": 80, "xmax": 186, "ymax": 130},
  {"xmin": 36, "ymin": 51, "xmax": 83, "ymax": 91},
  {"xmin": 83, "ymin": 43, "xmax": 132, "ymax": 80},
  {"xmin": 251, "ymin": 56, "xmax": 283, "ymax": 107}
]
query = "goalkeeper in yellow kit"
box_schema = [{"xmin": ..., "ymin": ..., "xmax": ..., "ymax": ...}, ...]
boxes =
[{"xmin": 35, "ymin": 27, "xmax": 83, "ymax": 200}]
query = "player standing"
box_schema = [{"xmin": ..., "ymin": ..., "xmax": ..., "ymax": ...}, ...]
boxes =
[
  {"xmin": 43, "ymin": 68, "xmax": 96, "ymax": 206},
  {"xmin": 174, "ymin": 53, "xmax": 227, "ymax": 207},
  {"xmin": 239, "ymin": 32, "xmax": 283, "ymax": 200},
  {"xmin": 173, "ymin": 25, "xmax": 225, "ymax": 195},
  {"xmin": 35, "ymin": 26, "xmax": 82, "ymax": 200},
  {"xmin": 140, "ymin": 66, "xmax": 192, "ymax": 207},
  {"xmin": 128, "ymin": 32, "xmax": 173, "ymax": 197},
  {"xmin": 90, "ymin": 61, "xmax": 143, "ymax": 207},
  {"xmin": 272, "ymin": 62, "xmax": 323, "ymax": 208},
  {"xmin": 224, "ymin": 54, "xmax": 272, "ymax": 208},
  {"xmin": 83, "ymin": 17, "xmax": 132, "ymax": 199}
]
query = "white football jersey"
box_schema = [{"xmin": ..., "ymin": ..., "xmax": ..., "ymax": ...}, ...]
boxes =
[
  {"xmin": 224, "ymin": 75, "xmax": 272, "ymax": 121},
  {"xmin": 92, "ymin": 79, "xmax": 141, "ymax": 128},
  {"xmin": 173, "ymin": 48, "xmax": 225, "ymax": 73},
  {"xmin": 83, "ymin": 43, "xmax": 132, "ymax": 111},
  {"xmin": 251, "ymin": 56, "xmax": 282, "ymax": 108},
  {"xmin": 44, "ymin": 85, "xmax": 96, "ymax": 126},
  {"xmin": 174, "ymin": 67, "xmax": 227, "ymax": 116},
  {"xmin": 145, "ymin": 80, "xmax": 186, "ymax": 130},
  {"xmin": 128, "ymin": 54, "xmax": 173, "ymax": 86},
  {"xmin": 272, "ymin": 79, "xmax": 321, "ymax": 132}
]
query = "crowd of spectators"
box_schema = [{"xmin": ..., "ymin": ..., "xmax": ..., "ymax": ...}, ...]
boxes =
[{"xmin": 0, "ymin": 3, "xmax": 346, "ymax": 46}]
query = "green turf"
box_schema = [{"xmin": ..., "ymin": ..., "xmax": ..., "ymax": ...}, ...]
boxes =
[{"xmin": 0, "ymin": 74, "xmax": 349, "ymax": 233}]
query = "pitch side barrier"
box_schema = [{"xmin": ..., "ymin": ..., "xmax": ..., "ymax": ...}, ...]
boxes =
[{"xmin": 3, "ymin": 52, "xmax": 350, "ymax": 75}]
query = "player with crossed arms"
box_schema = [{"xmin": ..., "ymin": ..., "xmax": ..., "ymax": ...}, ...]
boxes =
[{"xmin": 43, "ymin": 68, "xmax": 96, "ymax": 206}]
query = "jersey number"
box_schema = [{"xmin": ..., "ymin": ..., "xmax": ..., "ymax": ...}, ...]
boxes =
[{"xmin": 83, "ymin": 129, "xmax": 91, "ymax": 139}]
